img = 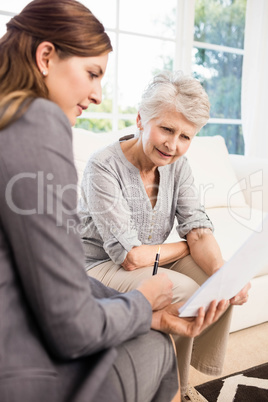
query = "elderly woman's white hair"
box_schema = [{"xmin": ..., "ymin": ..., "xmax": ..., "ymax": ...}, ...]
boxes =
[{"xmin": 138, "ymin": 71, "xmax": 210, "ymax": 132}]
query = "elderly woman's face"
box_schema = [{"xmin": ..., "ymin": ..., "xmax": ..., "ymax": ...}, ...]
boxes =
[{"xmin": 139, "ymin": 109, "xmax": 196, "ymax": 167}]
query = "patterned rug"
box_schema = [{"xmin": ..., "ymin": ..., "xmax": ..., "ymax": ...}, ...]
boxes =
[{"xmin": 195, "ymin": 363, "xmax": 268, "ymax": 401}]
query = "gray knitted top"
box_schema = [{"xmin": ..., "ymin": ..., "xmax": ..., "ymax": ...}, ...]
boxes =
[{"xmin": 78, "ymin": 139, "xmax": 213, "ymax": 269}]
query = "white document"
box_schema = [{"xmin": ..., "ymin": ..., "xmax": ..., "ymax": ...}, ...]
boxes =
[{"xmin": 179, "ymin": 214, "xmax": 268, "ymax": 317}]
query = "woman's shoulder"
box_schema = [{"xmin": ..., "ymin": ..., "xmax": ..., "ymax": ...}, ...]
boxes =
[
  {"xmin": 85, "ymin": 140, "xmax": 120, "ymax": 171},
  {"xmin": 27, "ymin": 98, "xmax": 70, "ymax": 128},
  {"xmin": 24, "ymin": 98, "xmax": 72, "ymax": 142},
  {"xmin": 4, "ymin": 98, "xmax": 73, "ymax": 157}
]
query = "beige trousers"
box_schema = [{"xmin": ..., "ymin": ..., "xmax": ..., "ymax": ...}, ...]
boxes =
[{"xmin": 87, "ymin": 255, "xmax": 233, "ymax": 394}]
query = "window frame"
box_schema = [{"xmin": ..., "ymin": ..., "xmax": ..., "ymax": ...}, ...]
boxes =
[{"xmin": 0, "ymin": 0, "xmax": 246, "ymax": 152}]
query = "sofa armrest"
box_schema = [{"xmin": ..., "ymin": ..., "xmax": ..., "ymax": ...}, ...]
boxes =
[{"xmin": 229, "ymin": 154, "xmax": 268, "ymax": 212}]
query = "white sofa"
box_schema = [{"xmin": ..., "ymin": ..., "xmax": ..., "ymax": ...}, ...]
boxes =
[{"xmin": 72, "ymin": 126, "xmax": 268, "ymax": 333}]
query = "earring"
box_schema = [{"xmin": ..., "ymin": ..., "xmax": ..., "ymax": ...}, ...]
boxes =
[{"xmin": 42, "ymin": 70, "xmax": 47, "ymax": 76}]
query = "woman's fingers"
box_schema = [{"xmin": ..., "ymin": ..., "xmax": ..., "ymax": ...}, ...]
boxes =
[
  {"xmin": 214, "ymin": 299, "xmax": 230, "ymax": 320},
  {"xmin": 203, "ymin": 299, "xmax": 217, "ymax": 325},
  {"xmin": 190, "ymin": 299, "xmax": 229, "ymax": 336},
  {"xmin": 202, "ymin": 299, "xmax": 229, "ymax": 325},
  {"xmin": 230, "ymin": 282, "xmax": 251, "ymax": 305}
]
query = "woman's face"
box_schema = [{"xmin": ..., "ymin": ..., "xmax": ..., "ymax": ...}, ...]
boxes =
[
  {"xmin": 44, "ymin": 52, "xmax": 108, "ymax": 126},
  {"xmin": 139, "ymin": 109, "xmax": 197, "ymax": 168}
]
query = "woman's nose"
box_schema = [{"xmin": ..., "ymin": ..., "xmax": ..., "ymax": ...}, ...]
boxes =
[
  {"xmin": 165, "ymin": 136, "xmax": 177, "ymax": 151},
  {"xmin": 89, "ymin": 81, "xmax": 102, "ymax": 105}
]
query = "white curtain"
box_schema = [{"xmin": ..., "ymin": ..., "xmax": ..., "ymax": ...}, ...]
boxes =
[
  {"xmin": 174, "ymin": 0, "xmax": 195, "ymax": 74},
  {"xmin": 241, "ymin": 0, "xmax": 268, "ymax": 158}
]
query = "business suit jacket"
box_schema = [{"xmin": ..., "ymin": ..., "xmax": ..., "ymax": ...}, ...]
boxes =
[{"xmin": 0, "ymin": 99, "xmax": 152, "ymax": 401}]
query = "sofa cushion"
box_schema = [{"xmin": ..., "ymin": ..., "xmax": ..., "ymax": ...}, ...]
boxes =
[
  {"xmin": 73, "ymin": 128, "xmax": 119, "ymax": 183},
  {"xmin": 186, "ymin": 136, "xmax": 247, "ymax": 208},
  {"xmin": 207, "ymin": 207, "xmax": 267, "ymax": 271}
]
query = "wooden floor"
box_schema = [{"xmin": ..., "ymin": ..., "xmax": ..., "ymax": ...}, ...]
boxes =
[{"xmin": 189, "ymin": 321, "xmax": 268, "ymax": 386}]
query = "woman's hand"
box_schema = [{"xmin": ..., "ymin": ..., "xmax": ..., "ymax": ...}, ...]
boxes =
[
  {"xmin": 137, "ymin": 273, "xmax": 173, "ymax": 311},
  {"xmin": 151, "ymin": 299, "xmax": 230, "ymax": 338},
  {"xmin": 122, "ymin": 241, "xmax": 190, "ymax": 271},
  {"xmin": 230, "ymin": 282, "xmax": 251, "ymax": 305}
]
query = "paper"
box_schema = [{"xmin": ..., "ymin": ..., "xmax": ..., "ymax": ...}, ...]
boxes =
[{"xmin": 179, "ymin": 214, "xmax": 268, "ymax": 317}]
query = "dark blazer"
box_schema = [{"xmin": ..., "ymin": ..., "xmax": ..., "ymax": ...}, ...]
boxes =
[{"xmin": 0, "ymin": 99, "xmax": 152, "ymax": 401}]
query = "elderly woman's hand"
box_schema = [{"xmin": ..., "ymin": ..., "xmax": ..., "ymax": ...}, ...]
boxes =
[
  {"xmin": 122, "ymin": 241, "xmax": 190, "ymax": 271},
  {"xmin": 230, "ymin": 282, "xmax": 251, "ymax": 305}
]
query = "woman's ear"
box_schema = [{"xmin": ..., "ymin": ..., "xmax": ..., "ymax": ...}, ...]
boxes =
[
  {"xmin": 36, "ymin": 41, "xmax": 56, "ymax": 76},
  {"xmin": 136, "ymin": 113, "xmax": 143, "ymax": 131}
]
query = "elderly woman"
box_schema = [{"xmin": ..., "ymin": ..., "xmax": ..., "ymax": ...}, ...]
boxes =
[{"xmin": 78, "ymin": 71, "xmax": 249, "ymax": 401}]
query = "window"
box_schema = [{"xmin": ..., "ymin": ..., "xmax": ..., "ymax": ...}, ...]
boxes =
[
  {"xmin": 0, "ymin": 0, "xmax": 29, "ymax": 38},
  {"xmin": 0, "ymin": 0, "xmax": 247, "ymax": 154},
  {"xmin": 193, "ymin": 0, "xmax": 247, "ymax": 154},
  {"xmin": 79, "ymin": 0, "xmax": 178, "ymax": 133},
  {"xmin": 80, "ymin": 0, "xmax": 247, "ymax": 154}
]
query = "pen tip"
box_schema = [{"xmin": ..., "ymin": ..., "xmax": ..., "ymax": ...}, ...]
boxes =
[{"xmin": 157, "ymin": 246, "xmax": 161, "ymax": 254}]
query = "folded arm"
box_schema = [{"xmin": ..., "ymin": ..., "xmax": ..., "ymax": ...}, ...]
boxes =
[{"xmin": 122, "ymin": 241, "xmax": 190, "ymax": 271}]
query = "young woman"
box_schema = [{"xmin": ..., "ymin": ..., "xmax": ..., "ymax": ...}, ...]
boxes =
[
  {"xmin": 78, "ymin": 71, "xmax": 251, "ymax": 401},
  {"xmin": 0, "ymin": 1, "xmax": 229, "ymax": 401}
]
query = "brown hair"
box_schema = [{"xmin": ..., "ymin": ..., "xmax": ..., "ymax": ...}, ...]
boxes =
[{"xmin": 0, "ymin": 0, "xmax": 112, "ymax": 129}]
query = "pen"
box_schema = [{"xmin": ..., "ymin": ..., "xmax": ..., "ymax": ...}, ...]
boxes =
[{"xmin": 152, "ymin": 246, "xmax": 161, "ymax": 275}]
